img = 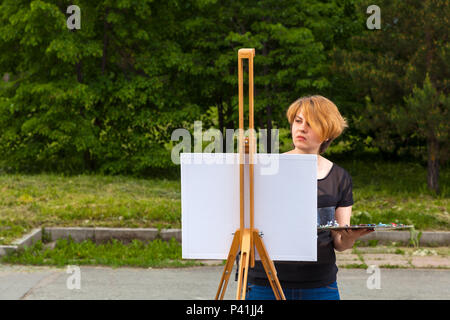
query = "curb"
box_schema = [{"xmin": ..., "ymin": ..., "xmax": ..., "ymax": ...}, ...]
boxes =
[
  {"xmin": 41, "ymin": 227, "xmax": 182, "ymax": 243},
  {"xmin": 0, "ymin": 228, "xmax": 42, "ymax": 257},
  {"xmin": 43, "ymin": 227, "xmax": 165, "ymax": 244},
  {"xmin": 0, "ymin": 227, "xmax": 180, "ymax": 257},
  {"xmin": 359, "ymin": 230, "xmax": 450, "ymax": 246},
  {"xmin": 1, "ymin": 228, "xmax": 449, "ymax": 257}
]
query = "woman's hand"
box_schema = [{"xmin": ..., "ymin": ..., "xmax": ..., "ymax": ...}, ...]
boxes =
[{"xmin": 331, "ymin": 228, "xmax": 374, "ymax": 252}]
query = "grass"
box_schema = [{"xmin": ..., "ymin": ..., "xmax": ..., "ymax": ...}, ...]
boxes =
[
  {"xmin": 0, "ymin": 174, "xmax": 181, "ymax": 244},
  {"xmin": 0, "ymin": 159, "xmax": 449, "ymax": 245},
  {"xmin": 338, "ymin": 159, "xmax": 449, "ymax": 230},
  {"xmin": 0, "ymin": 237, "xmax": 201, "ymax": 268},
  {"xmin": 351, "ymin": 244, "xmax": 450, "ymax": 258},
  {"xmin": 345, "ymin": 244, "xmax": 450, "ymax": 269},
  {"xmin": 339, "ymin": 263, "xmax": 369, "ymax": 269}
]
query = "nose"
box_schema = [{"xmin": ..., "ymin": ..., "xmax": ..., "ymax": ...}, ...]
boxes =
[{"xmin": 298, "ymin": 121, "xmax": 308, "ymax": 132}]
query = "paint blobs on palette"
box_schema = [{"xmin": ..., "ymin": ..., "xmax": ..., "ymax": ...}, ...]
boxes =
[{"xmin": 317, "ymin": 221, "xmax": 413, "ymax": 230}]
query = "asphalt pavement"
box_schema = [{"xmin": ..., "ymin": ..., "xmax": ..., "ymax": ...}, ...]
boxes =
[{"xmin": 0, "ymin": 264, "xmax": 448, "ymax": 300}]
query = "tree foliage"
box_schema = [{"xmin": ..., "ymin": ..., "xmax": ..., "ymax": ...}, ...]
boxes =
[
  {"xmin": 333, "ymin": 0, "xmax": 449, "ymax": 193},
  {"xmin": 0, "ymin": 0, "xmax": 202, "ymax": 175},
  {"xmin": 0, "ymin": 0, "xmax": 357, "ymax": 175},
  {"xmin": 0, "ymin": 0, "xmax": 447, "ymax": 185}
]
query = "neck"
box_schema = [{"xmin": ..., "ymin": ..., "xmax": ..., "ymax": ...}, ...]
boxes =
[
  {"xmin": 292, "ymin": 147, "xmax": 320, "ymax": 155},
  {"xmin": 290, "ymin": 148, "xmax": 324, "ymax": 163}
]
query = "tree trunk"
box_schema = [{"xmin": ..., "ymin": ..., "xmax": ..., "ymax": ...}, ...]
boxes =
[
  {"xmin": 71, "ymin": 27, "xmax": 83, "ymax": 83},
  {"xmin": 76, "ymin": 61, "xmax": 83, "ymax": 83},
  {"xmin": 218, "ymin": 100, "xmax": 225, "ymax": 151},
  {"xmin": 102, "ymin": 9, "xmax": 109, "ymax": 75},
  {"xmin": 84, "ymin": 150, "xmax": 94, "ymax": 172},
  {"xmin": 423, "ymin": 2, "xmax": 439, "ymax": 195},
  {"xmin": 427, "ymin": 135, "xmax": 440, "ymax": 195},
  {"xmin": 226, "ymin": 97, "xmax": 234, "ymax": 130},
  {"xmin": 73, "ymin": 31, "xmax": 92, "ymax": 171},
  {"xmin": 262, "ymin": 41, "xmax": 272, "ymax": 153},
  {"xmin": 266, "ymin": 104, "xmax": 272, "ymax": 153},
  {"xmin": 227, "ymin": 97, "xmax": 235, "ymax": 152}
]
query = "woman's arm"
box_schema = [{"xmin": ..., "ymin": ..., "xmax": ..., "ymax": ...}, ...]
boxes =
[{"xmin": 332, "ymin": 206, "xmax": 374, "ymax": 252}]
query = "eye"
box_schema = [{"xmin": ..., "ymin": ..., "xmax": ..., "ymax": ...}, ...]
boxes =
[{"xmin": 295, "ymin": 118, "xmax": 309, "ymax": 126}]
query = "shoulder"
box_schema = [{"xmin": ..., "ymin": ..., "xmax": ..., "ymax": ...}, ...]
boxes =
[
  {"xmin": 332, "ymin": 163, "xmax": 350, "ymax": 174},
  {"xmin": 333, "ymin": 164, "xmax": 354, "ymax": 206},
  {"xmin": 331, "ymin": 163, "xmax": 353, "ymax": 184}
]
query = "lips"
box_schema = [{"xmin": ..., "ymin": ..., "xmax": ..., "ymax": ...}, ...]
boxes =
[{"xmin": 296, "ymin": 135, "xmax": 306, "ymax": 141}]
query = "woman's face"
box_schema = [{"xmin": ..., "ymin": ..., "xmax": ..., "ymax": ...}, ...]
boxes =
[{"xmin": 291, "ymin": 110, "xmax": 324, "ymax": 154}]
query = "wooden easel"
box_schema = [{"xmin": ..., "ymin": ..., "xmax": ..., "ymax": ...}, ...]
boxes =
[{"xmin": 215, "ymin": 48, "xmax": 286, "ymax": 300}]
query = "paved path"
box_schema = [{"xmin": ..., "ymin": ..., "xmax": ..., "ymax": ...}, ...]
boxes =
[{"xmin": 0, "ymin": 264, "xmax": 448, "ymax": 300}]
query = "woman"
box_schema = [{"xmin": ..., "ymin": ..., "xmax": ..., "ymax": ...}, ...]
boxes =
[{"xmin": 246, "ymin": 95, "xmax": 373, "ymax": 300}]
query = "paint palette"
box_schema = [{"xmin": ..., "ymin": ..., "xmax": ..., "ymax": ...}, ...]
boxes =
[{"xmin": 317, "ymin": 223, "xmax": 414, "ymax": 231}]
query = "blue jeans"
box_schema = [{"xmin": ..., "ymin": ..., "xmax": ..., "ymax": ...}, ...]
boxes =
[{"xmin": 245, "ymin": 281, "xmax": 340, "ymax": 300}]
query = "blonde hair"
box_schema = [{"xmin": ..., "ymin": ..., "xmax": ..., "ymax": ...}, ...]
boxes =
[{"xmin": 286, "ymin": 95, "xmax": 348, "ymax": 154}]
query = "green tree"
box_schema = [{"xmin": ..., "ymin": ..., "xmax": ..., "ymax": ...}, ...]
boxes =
[
  {"xmin": 0, "ymin": 0, "xmax": 389, "ymax": 176},
  {"xmin": 0, "ymin": 0, "xmax": 200, "ymax": 175},
  {"xmin": 334, "ymin": 0, "xmax": 449, "ymax": 194},
  {"xmin": 181, "ymin": 0, "xmax": 359, "ymax": 152},
  {"xmin": 403, "ymin": 75, "xmax": 449, "ymax": 194}
]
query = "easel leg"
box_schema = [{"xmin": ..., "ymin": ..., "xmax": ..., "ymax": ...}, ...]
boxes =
[
  {"xmin": 215, "ymin": 230, "xmax": 240, "ymax": 300},
  {"xmin": 253, "ymin": 231, "xmax": 286, "ymax": 300},
  {"xmin": 236, "ymin": 229, "xmax": 251, "ymax": 300},
  {"xmin": 216, "ymin": 229, "xmax": 285, "ymax": 301}
]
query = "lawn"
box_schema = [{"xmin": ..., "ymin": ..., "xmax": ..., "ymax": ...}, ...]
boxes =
[
  {"xmin": 0, "ymin": 174, "xmax": 181, "ymax": 245},
  {"xmin": 342, "ymin": 159, "xmax": 449, "ymax": 229},
  {"xmin": 0, "ymin": 159, "xmax": 449, "ymax": 245},
  {"xmin": 1, "ymin": 238, "xmax": 201, "ymax": 268}
]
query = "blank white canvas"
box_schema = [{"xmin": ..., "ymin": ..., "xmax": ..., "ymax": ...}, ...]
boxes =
[{"xmin": 180, "ymin": 153, "xmax": 317, "ymax": 261}]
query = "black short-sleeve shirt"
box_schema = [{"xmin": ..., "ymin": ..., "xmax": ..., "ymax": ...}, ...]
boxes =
[{"xmin": 247, "ymin": 162, "xmax": 354, "ymax": 289}]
